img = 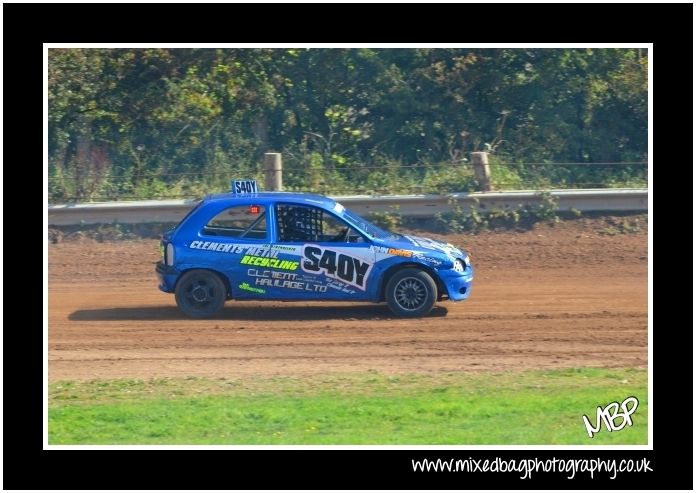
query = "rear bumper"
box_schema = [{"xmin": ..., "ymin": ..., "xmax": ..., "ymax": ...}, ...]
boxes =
[
  {"xmin": 440, "ymin": 265, "xmax": 474, "ymax": 301},
  {"xmin": 156, "ymin": 261, "xmax": 179, "ymax": 293}
]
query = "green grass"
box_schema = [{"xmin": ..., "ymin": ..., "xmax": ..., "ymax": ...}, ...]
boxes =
[{"xmin": 49, "ymin": 368, "xmax": 647, "ymax": 445}]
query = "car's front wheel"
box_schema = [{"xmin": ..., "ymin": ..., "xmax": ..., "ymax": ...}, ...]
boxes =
[
  {"xmin": 175, "ymin": 269, "xmax": 227, "ymax": 318},
  {"xmin": 385, "ymin": 268, "xmax": 437, "ymax": 317}
]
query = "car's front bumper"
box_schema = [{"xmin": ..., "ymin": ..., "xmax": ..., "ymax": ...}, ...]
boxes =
[
  {"xmin": 156, "ymin": 261, "xmax": 179, "ymax": 293},
  {"xmin": 439, "ymin": 265, "xmax": 474, "ymax": 301}
]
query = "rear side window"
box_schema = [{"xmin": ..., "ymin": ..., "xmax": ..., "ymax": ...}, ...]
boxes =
[{"xmin": 202, "ymin": 205, "xmax": 267, "ymax": 239}]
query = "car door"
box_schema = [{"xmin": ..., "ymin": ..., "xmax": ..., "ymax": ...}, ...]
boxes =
[{"xmin": 268, "ymin": 203, "xmax": 375, "ymax": 300}]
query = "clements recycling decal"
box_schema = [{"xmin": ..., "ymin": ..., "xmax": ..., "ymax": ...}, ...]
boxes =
[
  {"xmin": 302, "ymin": 245, "xmax": 373, "ymax": 290},
  {"xmin": 189, "ymin": 240, "xmax": 246, "ymax": 253},
  {"xmin": 189, "ymin": 241, "xmax": 301, "ymax": 256},
  {"xmin": 240, "ymin": 255, "xmax": 299, "ymax": 271}
]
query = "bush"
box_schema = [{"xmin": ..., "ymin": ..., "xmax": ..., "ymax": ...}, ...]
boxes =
[
  {"xmin": 369, "ymin": 206, "xmax": 403, "ymax": 230},
  {"xmin": 434, "ymin": 191, "xmax": 560, "ymax": 233}
]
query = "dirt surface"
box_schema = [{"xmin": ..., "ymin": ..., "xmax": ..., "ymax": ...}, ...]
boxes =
[{"xmin": 48, "ymin": 218, "xmax": 648, "ymax": 381}]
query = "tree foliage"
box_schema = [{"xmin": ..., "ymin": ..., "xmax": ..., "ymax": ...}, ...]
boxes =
[{"xmin": 48, "ymin": 48, "xmax": 648, "ymax": 201}]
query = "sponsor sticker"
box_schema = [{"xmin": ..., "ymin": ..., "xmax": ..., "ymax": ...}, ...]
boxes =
[
  {"xmin": 302, "ymin": 245, "xmax": 372, "ymax": 290},
  {"xmin": 248, "ymin": 269, "xmax": 328, "ymax": 292},
  {"xmin": 239, "ymin": 282, "xmax": 266, "ymax": 294}
]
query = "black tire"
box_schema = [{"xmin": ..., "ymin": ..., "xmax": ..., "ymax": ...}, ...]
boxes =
[
  {"xmin": 385, "ymin": 268, "xmax": 437, "ymax": 317},
  {"xmin": 175, "ymin": 269, "xmax": 227, "ymax": 318}
]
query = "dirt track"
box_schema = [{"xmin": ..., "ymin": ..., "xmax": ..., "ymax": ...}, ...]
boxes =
[{"xmin": 48, "ymin": 219, "xmax": 648, "ymax": 381}]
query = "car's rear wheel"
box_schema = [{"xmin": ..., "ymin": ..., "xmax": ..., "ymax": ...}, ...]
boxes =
[
  {"xmin": 175, "ymin": 269, "xmax": 226, "ymax": 318},
  {"xmin": 385, "ymin": 268, "xmax": 437, "ymax": 317}
]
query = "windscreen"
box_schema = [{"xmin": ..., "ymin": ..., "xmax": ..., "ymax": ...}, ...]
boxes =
[{"xmin": 340, "ymin": 205, "xmax": 398, "ymax": 240}]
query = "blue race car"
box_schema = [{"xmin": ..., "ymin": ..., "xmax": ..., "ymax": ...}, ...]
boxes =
[{"xmin": 156, "ymin": 183, "xmax": 473, "ymax": 318}]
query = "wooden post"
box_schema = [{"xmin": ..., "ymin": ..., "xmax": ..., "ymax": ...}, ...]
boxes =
[
  {"xmin": 264, "ymin": 152, "xmax": 283, "ymax": 191},
  {"xmin": 471, "ymin": 151, "xmax": 492, "ymax": 192}
]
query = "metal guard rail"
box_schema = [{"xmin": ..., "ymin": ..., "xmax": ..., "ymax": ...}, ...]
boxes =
[{"xmin": 48, "ymin": 188, "xmax": 648, "ymax": 226}]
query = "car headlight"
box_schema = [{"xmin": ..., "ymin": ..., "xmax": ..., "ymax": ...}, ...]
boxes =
[
  {"xmin": 166, "ymin": 243, "xmax": 175, "ymax": 266},
  {"xmin": 453, "ymin": 259, "xmax": 465, "ymax": 272}
]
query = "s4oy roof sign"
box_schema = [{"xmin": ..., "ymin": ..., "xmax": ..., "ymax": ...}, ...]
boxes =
[{"xmin": 232, "ymin": 179, "xmax": 259, "ymax": 194}]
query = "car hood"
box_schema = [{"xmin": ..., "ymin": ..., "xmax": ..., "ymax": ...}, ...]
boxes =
[{"xmin": 383, "ymin": 234, "xmax": 465, "ymax": 259}]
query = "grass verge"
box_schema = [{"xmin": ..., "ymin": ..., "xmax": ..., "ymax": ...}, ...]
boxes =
[{"xmin": 49, "ymin": 367, "xmax": 647, "ymax": 445}]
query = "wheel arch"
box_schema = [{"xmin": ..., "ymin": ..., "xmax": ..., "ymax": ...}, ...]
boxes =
[{"xmin": 378, "ymin": 262, "xmax": 445, "ymax": 302}]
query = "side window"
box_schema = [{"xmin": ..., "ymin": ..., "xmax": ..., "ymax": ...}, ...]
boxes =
[
  {"xmin": 202, "ymin": 205, "xmax": 267, "ymax": 239},
  {"xmin": 276, "ymin": 204, "xmax": 364, "ymax": 243},
  {"xmin": 322, "ymin": 213, "xmax": 355, "ymax": 239}
]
